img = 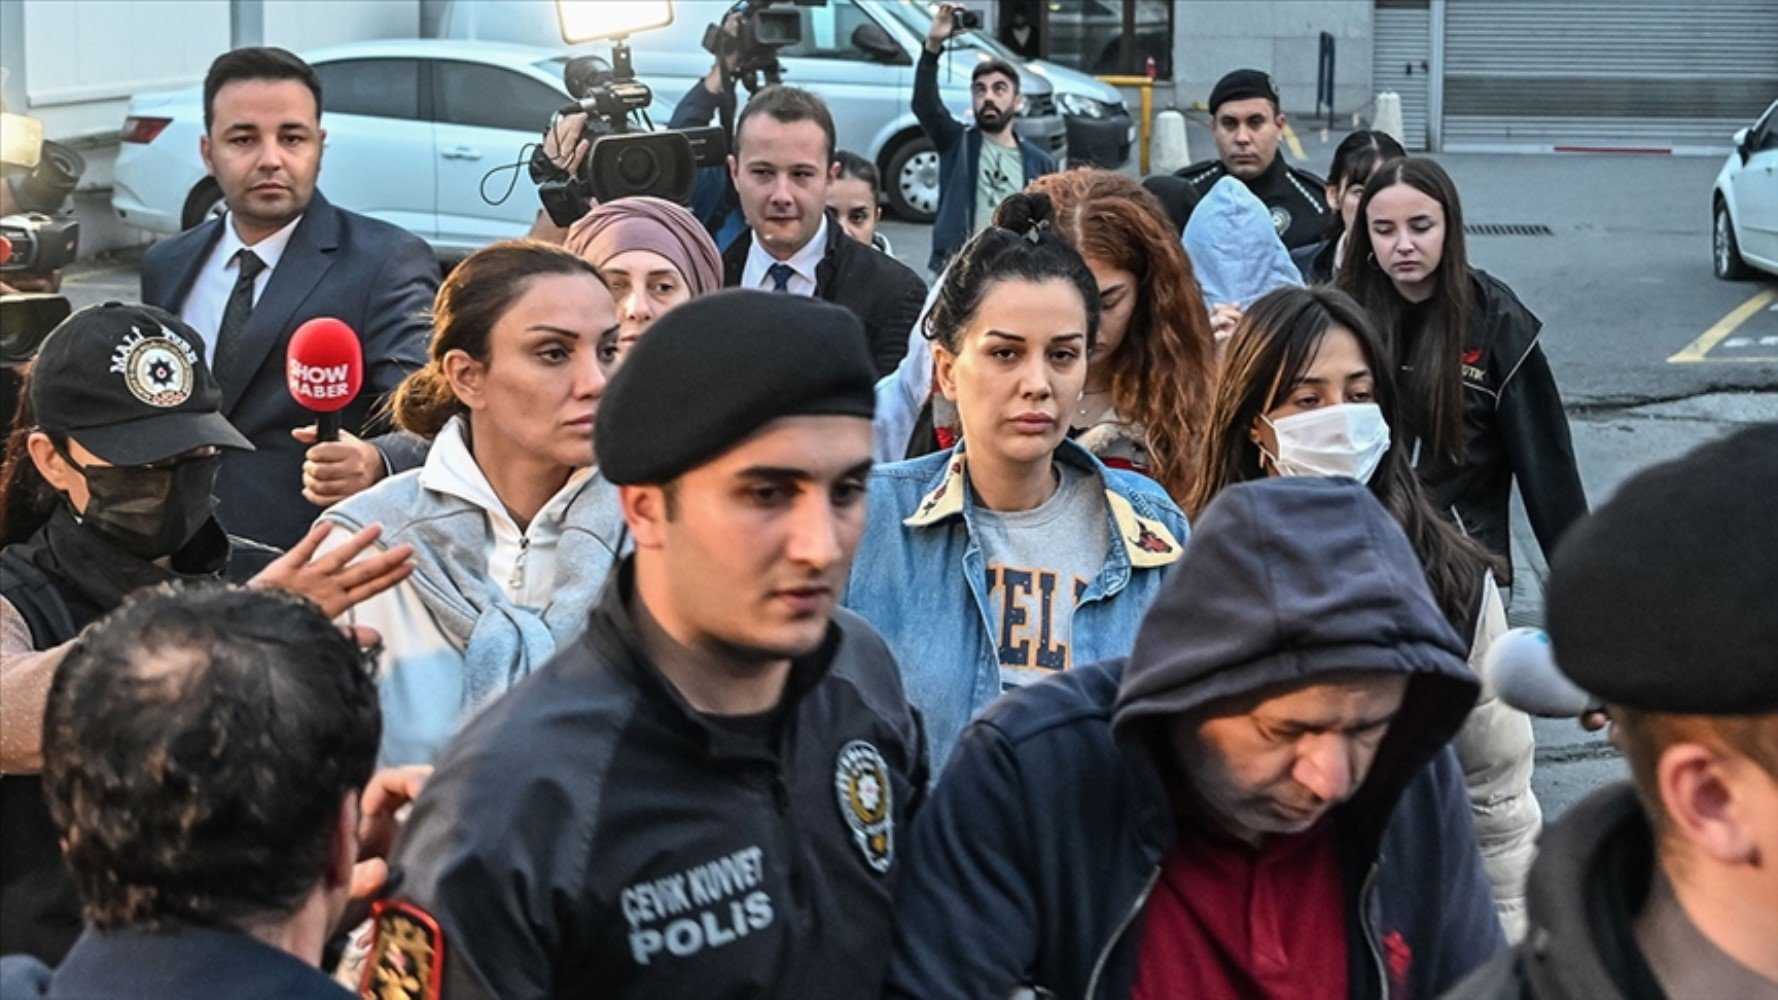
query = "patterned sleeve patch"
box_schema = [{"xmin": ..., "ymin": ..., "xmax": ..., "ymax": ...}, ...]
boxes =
[{"xmin": 358, "ymin": 900, "xmax": 444, "ymax": 1000}]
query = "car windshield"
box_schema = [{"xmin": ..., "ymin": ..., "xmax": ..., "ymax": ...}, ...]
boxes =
[{"xmin": 877, "ymin": 1, "xmax": 1027, "ymax": 63}]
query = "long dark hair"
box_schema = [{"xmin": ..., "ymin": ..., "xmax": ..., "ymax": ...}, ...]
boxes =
[
  {"xmin": 1190, "ymin": 285, "xmax": 1498, "ymax": 627},
  {"xmin": 924, "ymin": 191, "xmax": 1101, "ymax": 353},
  {"xmin": 1337, "ymin": 157, "xmax": 1471, "ymax": 463},
  {"xmin": 1321, "ymin": 129, "xmax": 1406, "ymax": 242},
  {"xmin": 1031, "ymin": 169, "xmax": 1215, "ymax": 501}
]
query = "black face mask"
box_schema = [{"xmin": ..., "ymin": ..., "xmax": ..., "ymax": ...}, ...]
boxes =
[{"xmin": 58, "ymin": 448, "xmax": 221, "ymax": 560}]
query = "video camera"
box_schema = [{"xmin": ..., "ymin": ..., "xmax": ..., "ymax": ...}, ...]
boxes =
[
  {"xmin": 1, "ymin": 108, "xmax": 82, "ymax": 367},
  {"xmin": 532, "ymin": 0, "xmax": 820, "ymax": 227}
]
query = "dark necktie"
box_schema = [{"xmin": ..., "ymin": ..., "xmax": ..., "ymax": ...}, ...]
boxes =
[
  {"xmin": 767, "ymin": 262, "xmax": 795, "ymax": 292},
  {"xmin": 213, "ymin": 248, "xmax": 266, "ymax": 382}
]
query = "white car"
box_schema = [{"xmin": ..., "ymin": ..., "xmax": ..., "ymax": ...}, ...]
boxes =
[
  {"xmin": 113, "ymin": 39, "xmax": 576, "ymax": 258},
  {"xmin": 1713, "ymin": 98, "xmax": 1778, "ymax": 280}
]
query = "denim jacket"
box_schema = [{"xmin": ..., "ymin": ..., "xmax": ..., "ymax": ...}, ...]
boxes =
[{"xmin": 845, "ymin": 439, "xmax": 1188, "ymax": 769}]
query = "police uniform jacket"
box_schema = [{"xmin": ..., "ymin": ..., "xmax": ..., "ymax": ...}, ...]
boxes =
[
  {"xmin": 1174, "ymin": 153, "xmax": 1328, "ymax": 250},
  {"xmin": 376, "ymin": 558, "xmax": 927, "ymax": 1000}
]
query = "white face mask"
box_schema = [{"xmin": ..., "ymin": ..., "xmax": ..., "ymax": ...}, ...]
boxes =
[{"xmin": 1260, "ymin": 402, "xmax": 1391, "ymax": 483}]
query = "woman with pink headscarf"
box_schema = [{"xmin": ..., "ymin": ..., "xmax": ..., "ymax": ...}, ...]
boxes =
[{"xmin": 563, "ymin": 196, "xmax": 723, "ymax": 370}]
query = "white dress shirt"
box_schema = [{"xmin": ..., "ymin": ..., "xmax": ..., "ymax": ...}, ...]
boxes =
[
  {"xmin": 740, "ymin": 216, "xmax": 827, "ymax": 297},
  {"xmin": 179, "ymin": 212, "xmax": 302, "ymax": 365}
]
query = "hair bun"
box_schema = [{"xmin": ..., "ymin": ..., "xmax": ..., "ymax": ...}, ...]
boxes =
[{"xmin": 991, "ymin": 191, "xmax": 1054, "ymax": 239}]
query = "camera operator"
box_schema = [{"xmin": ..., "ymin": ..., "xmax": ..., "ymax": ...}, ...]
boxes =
[{"xmin": 0, "ymin": 303, "xmax": 413, "ymax": 966}]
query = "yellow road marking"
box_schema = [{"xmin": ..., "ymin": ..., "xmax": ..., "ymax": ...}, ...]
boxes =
[
  {"xmin": 1668, "ymin": 288, "xmax": 1778, "ymax": 363},
  {"xmin": 1282, "ymin": 121, "xmax": 1306, "ymax": 163}
]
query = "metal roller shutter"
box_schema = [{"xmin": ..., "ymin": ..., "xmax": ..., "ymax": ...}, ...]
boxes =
[
  {"xmin": 1373, "ymin": 0, "xmax": 1433, "ymax": 150},
  {"xmin": 1442, "ymin": 0, "xmax": 1778, "ymax": 151}
]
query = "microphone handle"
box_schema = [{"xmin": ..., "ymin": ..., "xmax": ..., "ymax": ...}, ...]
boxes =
[{"xmin": 318, "ymin": 410, "xmax": 341, "ymax": 443}]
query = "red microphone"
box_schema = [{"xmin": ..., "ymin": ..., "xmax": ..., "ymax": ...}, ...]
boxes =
[
  {"xmin": 0, "ymin": 235, "xmax": 13, "ymax": 267},
  {"xmin": 286, "ymin": 317, "xmax": 363, "ymax": 442}
]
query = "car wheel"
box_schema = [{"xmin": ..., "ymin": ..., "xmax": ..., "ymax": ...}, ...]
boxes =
[
  {"xmin": 885, "ymin": 136, "xmax": 939, "ymax": 223},
  {"xmin": 181, "ymin": 179, "xmax": 226, "ymax": 231},
  {"xmin": 1714, "ymin": 200, "xmax": 1753, "ymax": 280}
]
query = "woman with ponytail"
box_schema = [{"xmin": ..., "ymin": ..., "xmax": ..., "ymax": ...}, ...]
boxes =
[
  {"xmin": 845, "ymin": 193, "xmax": 1189, "ymax": 768},
  {"xmin": 318, "ymin": 239, "xmax": 627, "ymax": 766},
  {"xmin": 1292, "ymin": 129, "xmax": 1406, "ymax": 285}
]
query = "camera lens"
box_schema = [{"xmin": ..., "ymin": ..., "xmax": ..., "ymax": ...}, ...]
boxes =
[{"xmin": 615, "ymin": 146, "xmax": 660, "ymax": 187}]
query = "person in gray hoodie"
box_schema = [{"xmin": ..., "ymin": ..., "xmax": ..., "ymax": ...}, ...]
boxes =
[{"xmin": 885, "ymin": 476, "xmax": 1502, "ymax": 999}]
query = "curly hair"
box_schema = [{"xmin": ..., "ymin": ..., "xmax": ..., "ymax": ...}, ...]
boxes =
[
  {"xmin": 1027, "ymin": 169, "xmax": 1216, "ymax": 501},
  {"xmin": 42, "ymin": 583, "xmax": 380, "ymax": 930}
]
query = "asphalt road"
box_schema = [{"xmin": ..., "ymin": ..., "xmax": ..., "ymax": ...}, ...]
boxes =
[{"xmin": 50, "ymin": 147, "xmax": 1777, "ymax": 819}]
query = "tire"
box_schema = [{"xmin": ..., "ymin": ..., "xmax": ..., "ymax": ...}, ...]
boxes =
[
  {"xmin": 180, "ymin": 179, "xmax": 226, "ymax": 231},
  {"xmin": 884, "ymin": 136, "xmax": 939, "ymax": 223},
  {"xmin": 1714, "ymin": 199, "xmax": 1753, "ymax": 280}
]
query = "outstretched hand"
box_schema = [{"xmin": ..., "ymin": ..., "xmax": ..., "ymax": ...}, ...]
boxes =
[{"xmin": 249, "ymin": 521, "xmax": 414, "ymax": 619}]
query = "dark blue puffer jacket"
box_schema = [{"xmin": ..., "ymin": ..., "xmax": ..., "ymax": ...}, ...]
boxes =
[{"xmin": 885, "ymin": 477, "xmax": 1506, "ymax": 998}]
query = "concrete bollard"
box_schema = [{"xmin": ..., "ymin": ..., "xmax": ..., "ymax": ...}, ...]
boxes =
[
  {"xmin": 1150, "ymin": 109, "xmax": 1190, "ymax": 174},
  {"xmin": 1373, "ymin": 92, "xmax": 1405, "ymax": 147}
]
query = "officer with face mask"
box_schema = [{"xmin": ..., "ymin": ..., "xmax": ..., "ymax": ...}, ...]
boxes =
[{"xmin": 0, "ymin": 302, "xmax": 415, "ymax": 965}]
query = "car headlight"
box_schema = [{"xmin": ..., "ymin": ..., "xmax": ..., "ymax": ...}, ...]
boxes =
[{"xmin": 1056, "ymin": 93, "xmax": 1118, "ymax": 121}]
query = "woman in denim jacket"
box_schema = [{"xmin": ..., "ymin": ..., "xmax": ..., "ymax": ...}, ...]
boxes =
[{"xmin": 846, "ymin": 193, "xmax": 1188, "ymax": 770}]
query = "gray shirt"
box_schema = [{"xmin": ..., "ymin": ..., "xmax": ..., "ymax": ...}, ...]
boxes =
[{"xmin": 972, "ymin": 462, "xmax": 1110, "ymax": 691}]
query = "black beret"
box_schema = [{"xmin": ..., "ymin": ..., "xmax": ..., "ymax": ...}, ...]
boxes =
[
  {"xmin": 1546, "ymin": 423, "xmax": 1778, "ymax": 715},
  {"xmin": 595, "ymin": 289, "xmax": 878, "ymax": 485},
  {"xmin": 1208, "ymin": 69, "xmax": 1280, "ymax": 114}
]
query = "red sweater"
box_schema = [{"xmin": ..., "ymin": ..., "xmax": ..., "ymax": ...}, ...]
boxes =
[{"xmin": 1132, "ymin": 818, "xmax": 1349, "ymax": 1000}]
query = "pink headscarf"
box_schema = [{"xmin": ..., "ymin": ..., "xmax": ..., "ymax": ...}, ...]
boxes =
[{"xmin": 563, "ymin": 196, "xmax": 723, "ymax": 296}]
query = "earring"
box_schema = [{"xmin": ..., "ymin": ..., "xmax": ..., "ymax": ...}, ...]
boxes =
[{"xmin": 1367, "ymin": 252, "xmax": 1380, "ymax": 270}]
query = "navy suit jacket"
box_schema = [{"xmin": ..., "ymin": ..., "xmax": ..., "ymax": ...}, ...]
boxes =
[
  {"xmin": 141, "ymin": 191, "xmax": 438, "ymax": 548},
  {"xmin": 0, "ymin": 925, "xmax": 351, "ymax": 999}
]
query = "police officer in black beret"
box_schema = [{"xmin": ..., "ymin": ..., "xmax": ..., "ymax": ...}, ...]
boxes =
[
  {"xmin": 1448, "ymin": 423, "xmax": 1778, "ymax": 1000},
  {"xmin": 1159, "ymin": 69, "xmax": 1329, "ymax": 247},
  {"xmin": 372, "ymin": 290, "xmax": 926, "ymax": 999}
]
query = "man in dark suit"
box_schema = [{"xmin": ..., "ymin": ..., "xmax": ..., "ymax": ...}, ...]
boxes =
[
  {"xmin": 718, "ymin": 85, "xmax": 926, "ymax": 378},
  {"xmin": 140, "ymin": 47, "xmax": 437, "ymax": 549}
]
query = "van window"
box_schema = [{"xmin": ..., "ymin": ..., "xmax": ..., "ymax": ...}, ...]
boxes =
[
  {"xmin": 313, "ymin": 59, "xmax": 421, "ymax": 120},
  {"xmin": 779, "ymin": 0, "xmax": 885, "ymax": 62}
]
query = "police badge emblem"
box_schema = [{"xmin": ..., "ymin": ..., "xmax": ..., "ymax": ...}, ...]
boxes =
[
  {"xmin": 109, "ymin": 322, "xmax": 196, "ymax": 408},
  {"xmin": 1270, "ymin": 205, "xmax": 1292, "ymax": 237},
  {"xmin": 833, "ymin": 740, "xmax": 894, "ymax": 873},
  {"xmin": 359, "ymin": 900, "xmax": 444, "ymax": 1000}
]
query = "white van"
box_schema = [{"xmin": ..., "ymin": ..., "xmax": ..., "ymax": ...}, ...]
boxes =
[{"xmin": 440, "ymin": 0, "xmax": 1134, "ymax": 221}]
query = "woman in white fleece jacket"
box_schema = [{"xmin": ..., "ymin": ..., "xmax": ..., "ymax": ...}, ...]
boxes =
[
  {"xmin": 316, "ymin": 241, "xmax": 627, "ymax": 767},
  {"xmin": 1190, "ymin": 284, "xmax": 1540, "ymax": 939}
]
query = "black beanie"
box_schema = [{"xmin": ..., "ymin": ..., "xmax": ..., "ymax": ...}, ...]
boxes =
[
  {"xmin": 595, "ymin": 289, "xmax": 878, "ymax": 485},
  {"xmin": 1208, "ymin": 69, "xmax": 1280, "ymax": 114},
  {"xmin": 1546, "ymin": 422, "xmax": 1778, "ymax": 714}
]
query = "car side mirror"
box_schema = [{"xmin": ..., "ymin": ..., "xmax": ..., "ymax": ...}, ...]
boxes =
[
  {"xmin": 853, "ymin": 23, "xmax": 909, "ymax": 64},
  {"xmin": 1733, "ymin": 127, "xmax": 1750, "ymax": 162}
]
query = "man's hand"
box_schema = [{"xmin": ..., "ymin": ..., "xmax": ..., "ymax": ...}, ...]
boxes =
[
  {"xmin": 343, "ymin": 765, "xmax": 433, "ymax": 924},
  {"xmin": 295, "ymin": 426, "xmax": 387, "ymax": 506},
  {"xmin": 926, "ymin": 2, "xmax": 969, "ymax": 54},
  {"xmin": 249, "ymin": 521, "xmax": 414, "ymax": 619},
  {"xmin": 1209, "ymin": 302, "xmax": 1243, "ymax": 350},
  {"xmin": 0, "ymin": 271, "xmax": 62, "ymax": 294},
  {"xmin": 543, "ymin": 111, "xmax": 591, "ymax": 180}
]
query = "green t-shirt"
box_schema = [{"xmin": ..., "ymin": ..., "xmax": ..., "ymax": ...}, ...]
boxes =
[{"xmin": 974, "ymin": 139, "xmax": 1024, "ymax": 235}]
